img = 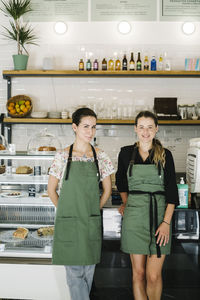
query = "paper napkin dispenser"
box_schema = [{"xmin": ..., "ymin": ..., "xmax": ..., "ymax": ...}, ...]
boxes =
[{"xmin": 154, "ymin": 97, "xmax": 180, "ymax": 120}]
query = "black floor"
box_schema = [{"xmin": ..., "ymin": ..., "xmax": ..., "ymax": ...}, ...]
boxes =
[{"xmin": 90, "ymin": 240, "xmax": 200, "ymax": 300}]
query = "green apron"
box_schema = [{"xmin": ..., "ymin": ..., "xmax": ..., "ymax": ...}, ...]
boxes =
[
  {"xmin": 52, "ymin": 144, "xmax": 101, "ymax": 265},
  {"xmin": 121, "ymin": 151, "xmax": 172, "ymax": 257}
]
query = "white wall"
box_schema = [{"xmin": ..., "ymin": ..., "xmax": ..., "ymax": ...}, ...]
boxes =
[{"xmin": 1, "ymin": 0, "xmax": 200, "ymax": 173}]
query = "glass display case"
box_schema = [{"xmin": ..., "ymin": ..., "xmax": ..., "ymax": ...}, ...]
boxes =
[
  {"xmin": 27, "ymin": 128, "xmax": 62, "ymax": 155},
  {"xmin": 0, "ymin": 151, "xmax": 55, "ymax": 259}
]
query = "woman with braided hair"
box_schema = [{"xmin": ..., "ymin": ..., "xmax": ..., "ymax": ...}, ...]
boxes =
[{"xmin": 116, "ymin": 110, "xmax": 179, "ymax": 300}]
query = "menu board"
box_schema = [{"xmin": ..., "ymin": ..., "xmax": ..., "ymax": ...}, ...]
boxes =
[
  {"xmin": 161, "ymin": 0, "xmax": 200, "ymax": 21},
  {"xmin": 91, "ymin": 0, "xmax": 157, "ymax": 21},
  {"xmin": 27, "ymin": 0, "xmax": 88, "ymax": 22}
]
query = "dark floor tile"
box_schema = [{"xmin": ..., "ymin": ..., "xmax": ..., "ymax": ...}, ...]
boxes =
[{"xmin": 91, "ymin": 288, "xmax": 200, "ymax": 300}]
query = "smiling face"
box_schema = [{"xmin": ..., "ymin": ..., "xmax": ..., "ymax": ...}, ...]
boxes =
[
  {"xmin": 72, "ymin": 116, "xmax": 97, "ymax": 143},
  {"xmin": 134, "ymin": 116, "xmax": 158, "ymax": 144}
]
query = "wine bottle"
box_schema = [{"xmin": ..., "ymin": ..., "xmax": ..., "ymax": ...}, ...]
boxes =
[
  {"xmin": 136, "ymin": 52, "xmax": 142, "ymax": 71},
  {"xmin": 129, "ymin": 52, "xmax": 135, "ymax": 70},
  {"xmin": 122, "ymin": 54, "xmax": 128, "ymax": 70}
]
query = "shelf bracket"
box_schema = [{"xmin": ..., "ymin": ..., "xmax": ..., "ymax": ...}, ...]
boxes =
[{"xmin": 7, "ymin": 77, "xmax": 12, "ymax": 100}]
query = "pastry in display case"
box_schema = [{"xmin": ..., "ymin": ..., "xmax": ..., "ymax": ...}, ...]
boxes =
[
  {"xmin": 0, "ymin": 134, "xmax": 8, "ymax": 153},
  {"xmin": 27, "ymin": 128, "xmax": 61, "ymax": 155}
]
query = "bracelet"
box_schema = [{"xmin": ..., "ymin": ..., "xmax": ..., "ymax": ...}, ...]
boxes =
[{"xmin": 163, "ymin": 220, "xmax": 170, "ymax": 226}]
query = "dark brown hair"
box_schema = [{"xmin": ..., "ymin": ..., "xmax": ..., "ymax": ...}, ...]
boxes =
[
  {"xmin": 135, "ymin": 110, "xmax": 158, "ymax": 127},
  {"xmin": 135, "ymin": 110, "xmax": 166, "ymax": 167},
  {"xmin": 72, "ymin": 107, "xmax": 97, "ymax": 126}
]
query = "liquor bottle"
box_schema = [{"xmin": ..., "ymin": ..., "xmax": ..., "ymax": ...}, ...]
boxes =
[
  {"xmin": 108, "ymin": 58, "xmax": 114, "ymax": 71},
  {"xmin": 150, "ymin": 56, "xmax": 157, "ymax": 71},
  {"xmin": 79, "ymin": 59, "xmax": 84, "ymax": 71},
  {"xmin": 129, "ymin": 52, "xmax": 135, "ymax": 70},
  {"xmin": 86, "ymin": 59, "xmax": 92, "ymax": 71},
  {"xmin": 143, "ymin": 56, "xmax": 149, "ymax": 71},
  {"xmin": 136, "ymin": 52, "xmax": 142, "ymax": 71},
  {"xmin": 115, "ymin": 58, "xmax": 121, "ymax": 71},
  {"xmin": 93, "ymin": 59, "xmax": 99, "ymax": 71},
  {"xmin": 102, "ymin": 58, "xmax": 107, "ymax": 70},
  {"xmin": 122, "ymin": 54, "xmax": 128, "ymax": 70},
  {"xmin": 158, "ymin": 55, "xmax": 163, "ymax": 71}
]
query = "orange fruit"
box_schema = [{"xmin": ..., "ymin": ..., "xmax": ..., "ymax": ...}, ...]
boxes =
[
  {"xmin": 25, "ymin": 100, "xmax": 31, "ymax": 106},
  {"xmin": 26, "ymin": 105, "xmax": 31, "ymax": 110},
  {"xmin": 9, "ymin": 102, "xmax": 15, "ymax": 107},
  {"xmin": 10, "ymin": 109, "xmax": 16, "ymax": 114},
  {"xmin": 22, "ymin": 107, "xmax": 28, "ymax": 113}
]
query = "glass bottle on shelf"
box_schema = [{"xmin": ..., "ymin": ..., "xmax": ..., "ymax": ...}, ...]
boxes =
[
  {"xmin": 115, "ymin": 58, "xmax": 121, "ymax": 71},
  {"xmin": 151, "ymin": 56, "xmax": 157, "ymax": 71},
  {"xmin": 143, "ymin": 56, "xmax": 149, "ymax": 71},
  {"xmin": 102, "ymin": 58, "xmax": 107, "ymax": 70},
  {"xmin": 129, "ymin": 52, "xmax": 135, "ymax": 70},
  {"xmin": 93, "ymin": 59, "xmax": 99, "ymax": 71},
  {"xmin": 136, "ymin": 52, "xmax": 142, "ymax": 71},
  {"xmin": 122, "ymin": 54, "xmax": 128, "ymax": 70},
  {"xmin": 86, "ymin": 59, "xmax": 92, "ymax": 71},
  {"xmin": 108, "ymin": 58, "xmax": 114, "ymax": 71},
  {"xmin": 79, "ymin": 59, "xmax": 84, "ymax": 71},
  {"xmin": 158, "ymin": 55, "xmax": 163, "ymax": 71}
]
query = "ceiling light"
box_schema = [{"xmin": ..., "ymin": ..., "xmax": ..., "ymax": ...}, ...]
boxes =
[
  {"xmin": 182, "ymin": 22, "xmax": 195, "ymax": 35},
  {"xmin": 117, "ymin": 21, "xmax": 132, "ymax": 34},
  {"xmin": 54, "ymin": 22, "xmax": 67, "ymax": 34}
]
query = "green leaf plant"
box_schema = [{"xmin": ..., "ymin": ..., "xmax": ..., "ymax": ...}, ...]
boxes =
[{"xmin": 0, "ymin": 0, "xmax": 38, "ymax": 55}]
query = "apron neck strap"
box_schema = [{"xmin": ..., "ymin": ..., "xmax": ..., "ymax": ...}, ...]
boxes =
[
  {"xmin": 65, "ymin": 144, "xmax": 100, "ymax": 181},
  {"xmin": 91, "ymin": 145, "xmax": 100, "ymax": 182},
  {"xmin": 65, "ymin": 144, "xmax": 73, "ymax": 180},
  {"xmin": 129, "ymin": 146, "xmax": 137, "ymax": 177}
]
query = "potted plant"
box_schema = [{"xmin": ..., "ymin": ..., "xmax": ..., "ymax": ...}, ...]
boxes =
[{"xmin": 0, "ymin": 0, "xmax": 38, "ymax": 70}]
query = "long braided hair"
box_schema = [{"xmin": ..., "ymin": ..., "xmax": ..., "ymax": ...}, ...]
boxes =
[{"xmin": 135, "ymin": 111, "xmax": 166, "ymax": 167}]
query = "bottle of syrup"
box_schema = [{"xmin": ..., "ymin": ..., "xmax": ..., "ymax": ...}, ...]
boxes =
[
  {"xmin": 102, "ymin": 58, "xmax": 107, "ymax": 70},
  {"xmin": 143, "ymin": 56, "xmax": 149, "ymax": 71},
  {"xmin": 115, "ymin": 58, "xmax": 121, "ymax": 71},
  {"xmin": 79, "ymin": 59, "xmax": 84, "ymax": 71},
  {"xmin": 93, "ymin": 59, "xmax": 99, "ymax": 71},
  {"xmin": 86, "ymin": 59, "xmax": 92, "ymax": 71},
  {"xmin": 108, "ymin": 58, "xmax": 114, "ymax": 71}
]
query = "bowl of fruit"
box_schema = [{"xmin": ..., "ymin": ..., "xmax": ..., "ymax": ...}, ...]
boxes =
[{"xmin": 7, "ymin": 95, "xmax": 32, "ymax": 118}]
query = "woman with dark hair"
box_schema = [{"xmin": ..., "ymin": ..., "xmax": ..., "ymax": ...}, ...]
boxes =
[
  {"xmin": 48, "ymin": 107, "xmax": 114, "ymax": 300},
  {"xmin": 116, "ymin": 111, "xmax": 179, "ymax": 300}
]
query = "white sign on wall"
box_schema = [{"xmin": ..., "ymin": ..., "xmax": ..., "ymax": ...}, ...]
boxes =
[
  {"xmin": 91, "ymin": 0, "xmax": 157, "ymax": 21},
  {"xmin": 27, "ymin": 0, "xmax": 88, "ymax": 22},
  {"xmin": 161, "ymin": 0, "xmax": 200, "ymax": 21}
]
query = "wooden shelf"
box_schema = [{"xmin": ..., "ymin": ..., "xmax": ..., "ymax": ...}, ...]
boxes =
[
  {"xmin": 3, "ymin": 117, "xmax": 200, "ymax": 125},
  {"xmin": 3, "ymin": 70, "xmax": 200, "ymax": 78}
]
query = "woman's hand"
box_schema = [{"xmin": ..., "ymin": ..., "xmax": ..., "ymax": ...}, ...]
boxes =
[
  {"xmin": 155, "ymin": 222, "xmax": 170, "ymax": 247},
  {"xmin": 118, "ymin": 203, "xmax": 126, "ymax": 216}
]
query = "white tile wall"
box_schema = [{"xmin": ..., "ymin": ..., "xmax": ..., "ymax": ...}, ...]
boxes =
[{"xmin": 1, "ymin": 6, "xmax": 200, "ymax": 175}]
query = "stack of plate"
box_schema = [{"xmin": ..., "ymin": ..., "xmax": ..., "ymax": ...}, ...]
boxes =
[
  {"xmin": 31, "ymin": 112, "xmax": 47, "ymax": 118},
  {"xmin": 48, "ymin": 112, "xmax": 61, "ymax": 119}
]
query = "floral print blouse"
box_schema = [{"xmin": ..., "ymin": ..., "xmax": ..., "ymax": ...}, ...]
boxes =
[{"xmin": 49, "ymin": 149, "xmax": 115, "ymax": 190}]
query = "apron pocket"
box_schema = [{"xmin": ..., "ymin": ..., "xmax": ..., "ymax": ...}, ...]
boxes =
[
  {"xmin": 89, "ymin": 215, "xmax": 101, "ymax": 241},
  {"xmin": 56, "ymin": 216, "xmax": 77, "ymax": 242}
]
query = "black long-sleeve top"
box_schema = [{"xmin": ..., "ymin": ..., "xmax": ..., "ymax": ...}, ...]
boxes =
[{"xmin": 115, "ymin": 144, "xmax": 179, "ymax": 206}]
